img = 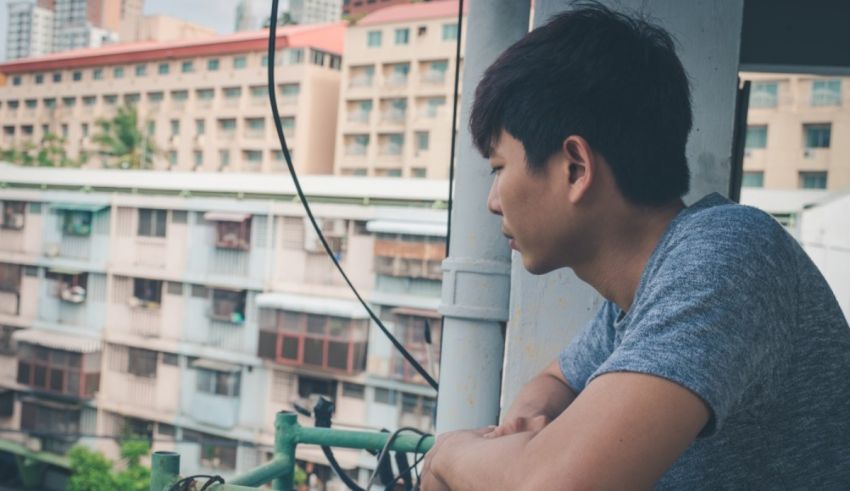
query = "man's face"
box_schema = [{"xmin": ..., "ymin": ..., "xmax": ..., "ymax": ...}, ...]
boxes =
[{"xmin": 487, "ymin": 131, "xmax": 573, "ymax": 274}]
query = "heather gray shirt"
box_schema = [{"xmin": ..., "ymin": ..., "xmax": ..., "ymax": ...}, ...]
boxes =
[{"xmin": 559, "ymin": 193, "xmax": 850, "ymax": 489}]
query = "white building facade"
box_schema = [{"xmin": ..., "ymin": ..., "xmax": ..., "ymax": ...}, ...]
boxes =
[{"xmin": 5, "ymin": 2, "xmax": 55, "ymax": 61}]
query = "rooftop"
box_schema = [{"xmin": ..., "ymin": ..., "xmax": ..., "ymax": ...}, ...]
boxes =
[
  {"xmin": 0, "ymin": 23, "xmax": 345, "ymax": 75},
  {"xmin": 0, "ymin": 163, "xmax": 449, "ymax": 205},
  {"xmin": 357, "ymin": 0, "xmax": 466, "ymax": 27}
]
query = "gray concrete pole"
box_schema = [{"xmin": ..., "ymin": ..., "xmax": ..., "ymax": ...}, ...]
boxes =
[{"xmin": 437, "ymin": 0, "xmax": 531, "ymax": 433}]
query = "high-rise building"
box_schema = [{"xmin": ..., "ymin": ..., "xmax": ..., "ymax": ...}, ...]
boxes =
[
  {"xmin": 290, "ymin": 0, "xmax": 343, "ymax": 25},
  {"xmin": 235, "ymin": 0, "xmax": 258, "ymax": 32},
  {"xmin": 5, "ymin": 2, "xmax": 55, "ymax": 61},
  {"xmin": 334, "ymin": 1, "xmax": 466, "ymax": 178},
  {"xmin": 740, "ymin": 73, "xmax": 850, "ymax": 191},
  {"xmin": 0, "ymin": 23, "xmax": 345, "ymax": 174},
  {"xmin": 52, "ymin": 0, "xmax": 122, "ymax": 52}
]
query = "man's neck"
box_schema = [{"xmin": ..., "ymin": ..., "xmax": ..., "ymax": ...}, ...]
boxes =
[{"xmin": 575, "ymin": 200, "xmax": 685, "ymax": 313}]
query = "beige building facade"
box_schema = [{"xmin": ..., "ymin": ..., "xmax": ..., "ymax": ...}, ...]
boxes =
[
  {"xmin": 334, "ymin": 1, "xmax": 466, "ymax": 179},
  {"xmin": 742, "ymin": 72, "xmax": 850, "ymax": 191},
  {"xmin": 0, "ymin": 24, "xmax": 344, "ymax": 174}
]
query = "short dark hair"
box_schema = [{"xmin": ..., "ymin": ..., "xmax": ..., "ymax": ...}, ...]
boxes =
[{"xmin": 470, "ymin": 2, "xmax": 692, "ymax": 206}]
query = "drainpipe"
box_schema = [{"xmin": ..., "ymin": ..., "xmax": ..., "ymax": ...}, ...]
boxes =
[{"xmin": 437, "ymin": 1, "xmax": 531, "ymax": 433}]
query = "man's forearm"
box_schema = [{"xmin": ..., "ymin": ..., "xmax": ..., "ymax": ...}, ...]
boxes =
[
  {"xmin": 503, "ymin": 361, "xmax": 576, "ymax": 422},
  {"xmin": 436, "ymin": 430, "xmax": 536, "ymax": 490}
]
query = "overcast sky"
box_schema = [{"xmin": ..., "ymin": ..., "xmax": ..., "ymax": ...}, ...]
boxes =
[{"xmin": 0, "ymin": 0, "xmax": 288, "ymax": 62}]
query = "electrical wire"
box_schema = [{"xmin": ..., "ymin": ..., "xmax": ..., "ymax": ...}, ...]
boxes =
[
  {"xmin": 445, "ymin": 0, "xmax": 464, "ymax": 257},
  {"xmin": 364, "ymin": 427, "xmax": 427, "ymax": 491},
  {"xmin": 266, "ymin": 0, "xmax": 437, "ymax": 391}
]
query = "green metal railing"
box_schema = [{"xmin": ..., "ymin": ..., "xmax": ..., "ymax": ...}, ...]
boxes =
[{"xmin": 149, "ymin": 411, "xmax": 435, "ymax": 491}]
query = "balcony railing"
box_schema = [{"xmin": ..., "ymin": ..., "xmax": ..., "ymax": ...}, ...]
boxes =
[{"xmin": 150, "ymin": 412, "xmax": 435, "ymax": 491}]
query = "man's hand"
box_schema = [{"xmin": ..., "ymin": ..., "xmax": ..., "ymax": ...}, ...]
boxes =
[
  {"xmin": 483, "ymin": 413, "xmax": 550, "ymax": 438},
  {"xmin": 420, "ymin": 428, "xmax": 492, "ymax": 491}
]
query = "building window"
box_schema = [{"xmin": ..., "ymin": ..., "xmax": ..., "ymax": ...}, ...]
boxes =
[
  {"xmin": 158, "ymin": 63, "xmax": 170, "ymax": 75},
  {"xmin": 219, "ymin": 150, "xmax": 230, "ymax": 168},
  {"xmin": 381, "ymin": 133, "xmax": 404, "ymax": 155},
  {"xmin": 207, "ymin": 58, "xmax": 220, "ymax": 71},
  {"xmin": 132, "ymin": 278, "xmax": 162, "ymax": 308},
  {"xmin": 25, "ymin": 99, "xmax": 37, "ymax": 109},
  {"xmin": 0, "ymin": 263, "xmax": 21, "ymax": 295},
  {"xmin": 193, "ymin": 151, "xmax": 202, "ymax": 168},
  {"xmin": 43, "ymin": 98, "xmax": 56, "ymax": 109},
  {"xmin": 288, "ymin": 49, "xmax": 304, "ymax": 64},
  {"xmin": 342, "ymin": 382, "xmax": 365, "ymax": 399},
  {"xmin": 114, "ymin": 67, "xmax": 124, "ymax": 79},
  {"xmin": 745, "ymin": 125, "xmax": 767, "ymax": 149},
  {"xmin": 104, "ymin": 94, "xmax": 118, "ymax": 105},
  {"xmin": 72, "ymin": 71, "xmax": 82, "ymax": 81},
  {"xmin": 424, "ymin": 60, "xmax": 448, "ymax": 83},
  {"xmin": 35, "ymin": 74, "xmax": 43, "ymax": 84},
  {"xmin": 211, "ymin": 289, "xmax": 247, "ymax": 324},
  {"xmin": 17, "ymin": 342, "xmax": 99, "ymax": 397},
  {"xmin": 82, "ymin": 123, "xmax": 89, "ymax": 137},
  {"xmin": 223, "ymin": 87, "xmax": 242, "ymax": 99},
  {"xmin": 395, "ymin": 28, "xmax": 409, "ymax": 45},
  {"xmin": 148, "ymin": 92, "xmax": 164, "ymax": 104},
  {"xmin": 62, "ymin": 97, "xmax": 76, "ymax": 107},
  {"xmin": 212, "ymin": 216, "xmax": 252, "ymax": 250},
  {"xmin": 62, "ymin": 210, "xmax": 93, "ymax": 236},
  {"xmin": 195, "ymin": 119, "xmax": 205, "ymax": 135},
  {"xmin": 218, "ymin": 118, "xmax": 236, "ymax": 131},
  {"xmin": 195, "ymin": 88, "xmax": 214, "ymax": 101},
  {"xmin": 52, "ymin": 72, "xmax": 61, "ymax": 82},
  {"xmin": 803, "ymin": 123, "xmax": 831, "ymax": 148},
  {"xmin": 346, "ymin": 135, "xmax": 369, "ymax": 156},
  {"xmin": 127, "ymin": 347, "xmax": 158, "ymax": 377},
  {"xmin": 170, "ymin": 119, "xmax": 180, "ymax": 137},
  {"xmin": 387, "ymin": 63, "xmax": 409, "ymax": 86},
  {"xmin": 374, "ymin": 387, "xmax": 396, "ymax": 405},
  {"xmin": 196, "ymin": 368, "xmax": 241, "ymax": 397},
  {"xmin": 749, "ymin": 81, "xmax": 778, "ymax": 108},
  {"xmin": 168, "ymin": 151, "xmax": 177, "ymax": 166},
  {"xmin": 2, "ymin": 201, "xmax": 26, "ymax": 230},
  {"xmin": 82, "ymin": 96, "xmax": 96, "ymax": 107},
  {"xmin": 741, "ymin": 171, "xmax": 764, "ymax": 188},
  {"xmin": 138, "ymin": 208, "xmax": 167, "ymax": 237},
  {"xmin": 311, "ymin": 49, "xmax": 325, "ymax": 66},
  {"xmin": 329, "ymin": 55, "xmax": 342, "ymax": 70},
  {"xmin": 233, "ymin": 56, "xmax": 247, "ymax": 69},
  {"xmin": 189, "ymin": 431, "xmax": 237, "ymax": 471},
  {"xmin": 811, "ymin": 79, "xmax": 841, "ymax": 106},
  {"xmin": 181, "ymin": 61, "xmax": 194, "ymax": 73},
  {"xmin": 135, "ymin": 64, "xmax": 146, "ymax": 76},
  {"xmin": 93, "ymin": 69, "xmax": 103, "ymax": 80},
  {"xmin": 799, "ymin": 171, "xmax": 827, "ymax": 189},
  {"xmin": 415, "ymin": 131, "xmax": 429, "ymax": 155},
  {"xmin": 12, "ymin": 76, "xmax": 21, "ymax": 86},
  {"xmin": 442, "ymin": 23, "xmax": 458, "ymax": 41},
  {"xmin": 367, "ymin": 30, "xmax": 382, "ymax": 47}
]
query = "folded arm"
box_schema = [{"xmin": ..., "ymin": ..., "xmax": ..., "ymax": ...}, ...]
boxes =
[{"xmin": 426, "ymin": 371, "xmax": 710, "ymax": 490}]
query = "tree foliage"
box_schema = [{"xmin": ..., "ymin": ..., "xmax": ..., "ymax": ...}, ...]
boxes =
[
  {"xmin": 0, "ymin": 133, "xmax": 85, "ymax": 168},
  {"xmin": 91, "ymin": 104, "xmax": 157, "ymax": 169},
  {"xmin": 68, "ymin": 439, "xmax": 151, "ymax": 491}
]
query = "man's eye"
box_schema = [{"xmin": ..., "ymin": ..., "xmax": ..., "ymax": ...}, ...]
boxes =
[{"xmin": 490, "ymin": 167, "xmax": 501, "ymax": 175}]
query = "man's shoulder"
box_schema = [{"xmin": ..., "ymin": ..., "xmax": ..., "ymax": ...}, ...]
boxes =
[{"xmin": 669, "ymin": 193, "xmax": 793, "ymax": 257}]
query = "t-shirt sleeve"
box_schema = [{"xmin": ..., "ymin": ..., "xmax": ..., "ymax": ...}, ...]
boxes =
[
  {"xmin": 588, "ymin": 208, "xmax": 796, "ymax": 437},
  {"xmin": 559, "ymin": 301, "xmax": 618, "ymax": 394}
]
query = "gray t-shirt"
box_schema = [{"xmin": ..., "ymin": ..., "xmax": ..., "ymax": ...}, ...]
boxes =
[{"xmin": 559, "ymin": 193, "xmax": 850, "ymax": 489}]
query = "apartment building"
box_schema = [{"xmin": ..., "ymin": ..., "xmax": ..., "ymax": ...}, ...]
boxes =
[
  {"xmin": 334, "ymin": 1, "xmax": 466, "ymax": 179},
  {"xmin": 5, "ymin": 2, "xmax": 55, "ymax": 60},
  {"xmin": 741, "ymin": 73, "xmax": 850, "ymax": 191},
  {"xmin": 0, "ymin": 164, "xmax": 446, "ymax": 488},
  {"xmin": 0, "ymin": 23, "xmax": 344, "ymax": 174},
  {"xmin": 290, "ymin": 0, "xmax": 344, "ymax": 25}
]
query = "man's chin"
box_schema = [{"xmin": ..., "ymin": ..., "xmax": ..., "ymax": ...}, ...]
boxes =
[{"xmin": 521, "ymin": 255, "xmax": 556, "ymax": 276}]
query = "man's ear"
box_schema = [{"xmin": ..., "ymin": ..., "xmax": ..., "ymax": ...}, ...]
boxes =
[{"xmin": 562, "ymin": 135, "xmax": 595, "ymax": 204}]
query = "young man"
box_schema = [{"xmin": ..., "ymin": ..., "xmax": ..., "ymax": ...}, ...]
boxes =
[{"xmin": 420, "ymin": 4, "xmax": 850, "ymax": 490}]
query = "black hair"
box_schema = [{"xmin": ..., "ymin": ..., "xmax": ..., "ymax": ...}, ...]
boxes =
[{"xmin": 470, "ymin": 2, "xmax": 692, "ymax": 206}]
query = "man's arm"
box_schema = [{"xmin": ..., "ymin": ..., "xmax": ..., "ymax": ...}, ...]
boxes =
[
  {"xmin": 424, "ymin": 371, "xmax": 710, "ymax": 490},
  {"xmin": 487, "ymin": 359, "xmax": 577, "ymax": 437}
]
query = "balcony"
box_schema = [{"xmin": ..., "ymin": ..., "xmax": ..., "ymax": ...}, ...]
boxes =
[
  {"xmin": 0, "ymin": 290, "xmax": 19, "ymax": 316},
  {"xmin": 13, "ymin": 329, "xmax": 101, "ymax": 399},
  {"xmin": 346, "ymin": 112, "xmax": 371, "ymax": 124},
  {"xmin": 380, "ymin": 110, "xmax": 406, "ymax": 125},
  {"xmin": 348, "ymin": 76, "xmax": 373, "ymax": 89}
]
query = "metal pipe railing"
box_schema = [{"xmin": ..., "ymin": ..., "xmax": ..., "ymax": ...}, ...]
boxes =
[{"xmin": 149, "ymin": 411, "xmax": 435, "ymax": 491}]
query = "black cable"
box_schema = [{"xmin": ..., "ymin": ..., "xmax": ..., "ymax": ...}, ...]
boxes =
[
  {"xmin": 168, "ymin": 474, "xmax": 223, "ymax": 491},
  {"xmin": 365, "ymin": 427, "xmax": 427, "ymax": 491},
  {"xmin": 267, "ymin": 0, "xmax": 437, "ymax": 391},
  {"xmin": 445, "ymin": 0, "xmax": 464, "ymax": 257}
]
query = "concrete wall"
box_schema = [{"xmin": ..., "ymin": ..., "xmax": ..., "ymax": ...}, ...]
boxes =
[
  {"xmin": 500, "ymin": 0, "xmax": 744, "ymax": 410},
  {"xmin": 800, "ymin": 194, "xmax": 850, "ymax": 320}
]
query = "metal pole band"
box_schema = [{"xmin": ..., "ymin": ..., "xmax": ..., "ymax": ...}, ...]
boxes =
[{"xmin": 440, "ymin": 256, "xmax": 511, "ymax": 322}]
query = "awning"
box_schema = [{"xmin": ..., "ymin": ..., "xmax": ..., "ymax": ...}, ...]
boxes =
[
  {"xmin": 19, "ymin": 395, "xmax": 81, "ymax": 411},
  {"xmin": 256, "ymin": 292, "xmax": 370, "ymax": 320},
  {"xmin": 50, "ymin": 203, "xmax": 108, "ymax": 213},
  {"xmin": 203, "ymin": 211, "xmax": 251, "ymax": 222},
  {"xmin": 390, "ymin": 307, "xmax": 441, "ymax": 319},
  {"xmin": 191, "ymin": 358, "xmax": 241, "ymax": 373},
  {"xmin": 47, "ymin": 267, "xmax": 85, "ymax": 276},
  {"xmin": 366, "ymin": 220, "xmax": 446, "ymax": 237},
  {"xmin": 12, "ymin": 328, "xmax": 100, "ymax": 354}
]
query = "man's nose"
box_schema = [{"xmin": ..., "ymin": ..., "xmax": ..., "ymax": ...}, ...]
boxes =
[{"xmin": 487, "ymin": 181, "xmax": 502, "ymax": 216}]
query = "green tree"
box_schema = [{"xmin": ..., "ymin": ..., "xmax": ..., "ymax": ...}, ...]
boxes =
[
  {"xmin": 68, "ymin": 440, "xmax": 151, "ymax": 491},
  {"xmin": 92, "ymin": 104, "xmax": 157, "ymax": 169},
  {"xmin": 0, "ymin": 133, "xmax": 85, "ymax": 168}
]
